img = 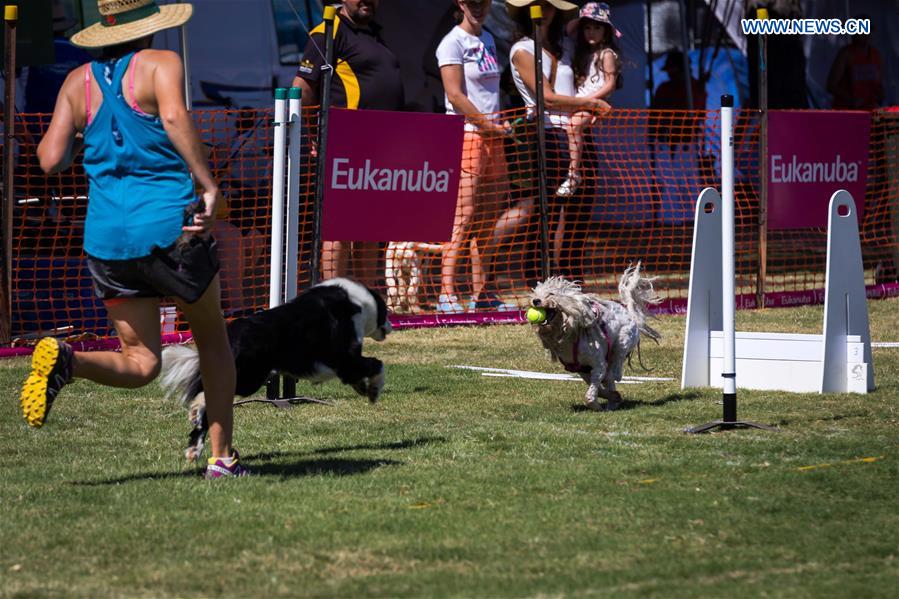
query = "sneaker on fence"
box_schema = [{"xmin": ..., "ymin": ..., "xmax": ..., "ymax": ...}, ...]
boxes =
[
  {"xmin": 470, "ymin": 292, "xmax": 517, "ymax": 311},
  {"xmin": 204, "ymin": 450, "xmax": 252, "ymax": 479},
  {"xmin": 436, "ymin": 294, "xmax": 464, "ymax": 313},
  {"xmin": 556, "ymin": 172, "xmax": 581, "ymax": 197},
  {"xmin": 20, "ymin": 337, "xmax": 74, "ymax": 428}
]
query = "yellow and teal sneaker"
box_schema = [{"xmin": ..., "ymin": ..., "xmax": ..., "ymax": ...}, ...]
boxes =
[{"xmin": 20, "ymin": 337, "xmax": 74, "ymax": 428}]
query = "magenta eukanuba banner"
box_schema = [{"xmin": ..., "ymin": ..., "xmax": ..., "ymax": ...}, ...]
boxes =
[
  {"xmin": 768, "ymin": 110, "xmax": 871, "ymax": 229},
  {"xmin": 322, "ymin": 108, "xmax": 464, "ymax": 242}
]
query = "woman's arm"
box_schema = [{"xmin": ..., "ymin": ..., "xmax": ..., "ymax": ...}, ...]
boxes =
[
  {"xmin": 36, "ymin": 68, "xmax": 84, "ymax": 174},
  {"xmin": 512, "ymin": 49, "xmax": 600, "ymax": 112},
  {"xmin": 440, "ymin": 64, "xmax": 505, "ymax": 135},
  {"xmin": 153, "ymin": 51, "xmax": 221, "ymax": 234}
]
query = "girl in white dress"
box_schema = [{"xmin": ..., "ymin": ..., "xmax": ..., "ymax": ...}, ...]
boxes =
[{"xmin": 558, "ymin": 2, "xmax": 621, "ymax": 197}]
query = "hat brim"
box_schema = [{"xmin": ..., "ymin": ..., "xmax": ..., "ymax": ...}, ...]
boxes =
[
  {"xmin": 70, "ymin": 4, "xmax": 193, "ymax": 48},
  {"xmin": 506, "ymin": 0, "xmax": 578, "ymax": 22},
  {"xmin": 565, "ymin": 16, "xmax": 616, "ymax": 37}
]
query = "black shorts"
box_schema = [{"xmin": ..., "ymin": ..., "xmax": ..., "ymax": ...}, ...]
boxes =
[{"xmin": 87, "ymin": 236, "xmax": 220, "ymax": 304}]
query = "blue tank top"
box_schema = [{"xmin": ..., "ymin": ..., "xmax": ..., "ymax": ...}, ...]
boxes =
[{"xmin": 82, "ymin": 53, "xmax": 195, "ymax": 260}]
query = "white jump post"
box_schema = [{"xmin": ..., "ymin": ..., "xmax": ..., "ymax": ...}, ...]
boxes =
[
  {"xmin": 684, "ymin": 95, "xmax": 776, "ymax": 434},
  {"xmin": 682, "ymin": 100, "xmax": 875, "ymax": 422},
  {"xmin": 269, "ymin": 88, "xmax": 288, "ymax": 310},
  {"xmin": 277, "ymin": 86, "xmax": 303, "ymax": 399},
  {"xmin": 721, "ymin": 95, "xmax": 737, "ymax": 421},
  {"xmin": 266, "ymin": 88, "xmax": 292, "ymax": 402},
  {"xmin": 285, "ymin": 87, "xmax": 302, "ymax": 302}
]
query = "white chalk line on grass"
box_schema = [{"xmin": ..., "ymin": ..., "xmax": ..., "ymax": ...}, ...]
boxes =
[
  {"xmin": 872, "ymin": 342, "xmax": 899, "ymax": 348},
  {"xmin": 450, "ymin": 365, "xmax": 674, "ymax": 384}
]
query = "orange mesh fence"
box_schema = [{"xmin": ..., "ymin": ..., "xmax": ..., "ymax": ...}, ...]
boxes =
[
  {"xmin": 386, "ymin": 107, "xmax": 754, "ymax": 314},
  {"xmin": 3, "ymin": 108, "xmax": 897, "ymax": 344}
]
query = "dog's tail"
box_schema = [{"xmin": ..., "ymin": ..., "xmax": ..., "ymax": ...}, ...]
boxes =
[
  {"xmin": 160, "ymin": 344, "xmax": 203, "ymax": 409},
  {"xmin": 618, "ymin": 261, "xmax": 662, "ymax": 345}
]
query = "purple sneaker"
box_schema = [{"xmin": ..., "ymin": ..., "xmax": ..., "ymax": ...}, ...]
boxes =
[
  {"xmin": 20, "ymin": 337, "xmax": 74, "ymax": 428},
  {"xmin": 204, "ymin": 450, "xmax": 251, "ymax": 479}
]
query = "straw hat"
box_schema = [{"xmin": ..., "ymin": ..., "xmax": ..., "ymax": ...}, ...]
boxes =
[
  {"xmin": 71, "ymin": 0, "xmax": 193, "ymax": 48},
  {"xmin": 506, "ymin": 0, "xmax": 578, "ymax": 21}
]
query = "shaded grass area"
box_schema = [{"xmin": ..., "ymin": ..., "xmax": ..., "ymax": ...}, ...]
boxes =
[{"xmin": 2, "ymin": 300, "xmax": 898, "ymax": 597}]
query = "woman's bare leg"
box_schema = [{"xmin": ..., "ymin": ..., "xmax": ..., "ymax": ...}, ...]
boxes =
[
  {"xmin": 322, "ymin": 241, "xmax": 348, "ymax": 280},
  {"xmin": 441, "ymin": 134, "xmax": 482, "ymax": 299},
  {"xmin": 353, "ymin": 241, "xmax": 382, "ymax": 288},
  {"xmin": 176, "ymin": 276, "xmax": 235, "ymax": 459},
  {"xmin": 73, "ymin": 297, "xmax": 163, "ymax": 387}
]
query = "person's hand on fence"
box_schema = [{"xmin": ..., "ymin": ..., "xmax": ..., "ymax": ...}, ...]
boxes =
[
  {"xmin": 481, "ymin": 121, "xmax": 511, "ymax": 139},
  {"xmin": 593, "ymin": 98, "xmax": 612, "ymax": 113}
]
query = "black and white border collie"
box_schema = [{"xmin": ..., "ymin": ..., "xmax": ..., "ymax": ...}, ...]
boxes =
[{"xmin": 160, "ymin": 278, "xmax": 392, "ymax": 460}]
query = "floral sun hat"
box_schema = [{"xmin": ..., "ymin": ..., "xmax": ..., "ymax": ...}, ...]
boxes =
[{"xmin": 566, "ymin": 2, "xmax": 623, "ymax": 38}]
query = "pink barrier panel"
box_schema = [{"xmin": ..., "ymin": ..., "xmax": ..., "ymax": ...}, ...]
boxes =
[
  {"xmin": 323, "ymin": 108, "xmax": 464, "ymax": 242},
  {"xmin": 768, "ymin": 110, "xmax": 872, "ymax": 229}
]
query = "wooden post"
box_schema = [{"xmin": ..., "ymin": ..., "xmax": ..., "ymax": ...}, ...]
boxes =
[
  {"xmin": 1, "ymin": 5, "xmax": 18, "ymax": 344},
  {"xmin": 756, "ymin": 7, "xmax": 769, "ymax": 308},
  {"xmin": 646, "ymin": 0, "xmax": 654, "ymax": 106},
  {"xmin": 311, "ymin": 4, "xmax": 337, "ymax": 285},
  {"xmin": 531, "ymin": 4, "xmax": 551, "ymax": 280}
]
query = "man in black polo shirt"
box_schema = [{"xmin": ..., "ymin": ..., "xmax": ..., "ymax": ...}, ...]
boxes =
[{"xmin": 293, "ymin": 0, "xmax": 404, "ymax": 285}]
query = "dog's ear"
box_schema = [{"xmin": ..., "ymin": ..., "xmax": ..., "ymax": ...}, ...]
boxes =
[
  {"xmin": 367, "ymin": 287, "xmax": 388, "ymax": 326},
  {"xmin": 366, "ymin": 287, "xmax": 393, "ymax": 339}
]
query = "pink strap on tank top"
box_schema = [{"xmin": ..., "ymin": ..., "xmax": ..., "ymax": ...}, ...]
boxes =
[
  {"xmin": 128, "ymin": 52, "xmax": 151, "ymax": 116},
  {"xmin": 84, "ymin": 65, "xmax": 93, "ymax": 125}
]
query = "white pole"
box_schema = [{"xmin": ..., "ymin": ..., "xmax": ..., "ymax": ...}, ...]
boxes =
[
  {"xmin": 285, "ymin": 87, "xmax": 302, "ymax": 301},
  {"xmin": 180, "ymin": 25, "xmax": 192, "ymax": 110},
  {"xmin": 269, "ymin": 89, "xmax": 288, "ymax": 309},
  {"xmin": 720, "ymin": 95, "xmax": 737, "ymax": 415}
]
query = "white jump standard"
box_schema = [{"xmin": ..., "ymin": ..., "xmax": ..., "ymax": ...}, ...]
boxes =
[
  {"xmin": 682, "ymin": 95, "xmax": 777, "ymax": 434},
  {"xmin": 681, "ymin": 96, "xmax": 875, "ymax": 435}
]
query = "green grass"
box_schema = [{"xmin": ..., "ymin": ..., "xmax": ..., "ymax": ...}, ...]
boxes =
[{"xmin": 2, "ymin": 300, "xmax": 898, "ymax": 597}]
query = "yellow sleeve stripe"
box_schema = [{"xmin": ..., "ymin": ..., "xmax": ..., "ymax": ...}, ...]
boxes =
[{"xmin": 335, "ymin": 59, "xmax": 360, "ymax": 110}]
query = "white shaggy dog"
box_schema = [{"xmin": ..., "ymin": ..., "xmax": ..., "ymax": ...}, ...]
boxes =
[
  {"xmin": 385, "ymin": 241, "xmax": 443, "ymax": 313},
  {"xmin": 529, "ymin": 263, "xmax": 662, "ymax": 411}
]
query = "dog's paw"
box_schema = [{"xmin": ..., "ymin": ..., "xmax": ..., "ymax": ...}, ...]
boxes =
[
  {"xmin": 604, "ymin": 392, "xmax": 623, "ymax": 411},
  {"xmin": 584, "ymin": 399, "xmax": 604, "ymax": 412},
  {"xmin": 185, "ymin": 445, "xmax": 202, "ymax": 463},
  {"xmin": 351, "ymin": 379, "xmax": 369, "ymax": 397}
]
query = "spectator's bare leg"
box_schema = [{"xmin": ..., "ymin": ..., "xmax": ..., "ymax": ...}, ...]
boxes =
[
  {"xmin": 354, "ymin": 241, "xmax": 382, "ymax": 288},
  {"xmin": 322, "ymin": 240, "xmax": 348, "ymax": 279},
  {"xmin": 441, "ymin": 135, "xmax": 481, "ymax": 299},
  {"xmin": 469, "ymin": 237, "xmax": 484, "ymax": 300}
]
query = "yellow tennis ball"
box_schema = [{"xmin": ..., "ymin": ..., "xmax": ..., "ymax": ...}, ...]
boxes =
[{"xmin": 526, "ymin": 307, "xmax": 547, "ymax": 324}]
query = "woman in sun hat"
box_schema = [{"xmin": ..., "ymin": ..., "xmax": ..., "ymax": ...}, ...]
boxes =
[
  {"xmin": 24, "ymin": 0, "xmax": 248, "ymax": 478},
  {"xmin": 503, "ymin": 0, "xmax": 609, "ymax": 279}
]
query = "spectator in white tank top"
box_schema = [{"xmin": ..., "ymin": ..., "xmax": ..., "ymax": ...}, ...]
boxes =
[{"xmin": 503, "ymin": 0, "xmax": 607, "ymax": 278}]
